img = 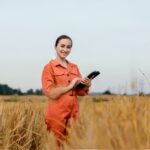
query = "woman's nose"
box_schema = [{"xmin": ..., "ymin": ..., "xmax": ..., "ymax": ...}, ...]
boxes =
[{"xmin": 63, "ymin": 47, "xmax": 68, "ymax": 52}]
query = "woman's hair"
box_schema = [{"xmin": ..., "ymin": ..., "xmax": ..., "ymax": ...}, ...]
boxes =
[{"xmin": 55, "ymin": 35, "xmax": 73, "ymax": 47}]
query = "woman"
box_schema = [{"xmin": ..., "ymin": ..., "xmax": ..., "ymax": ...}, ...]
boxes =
[{"xmin": 41, "ymin": 35, "xmax": 91, "ymax": 146}]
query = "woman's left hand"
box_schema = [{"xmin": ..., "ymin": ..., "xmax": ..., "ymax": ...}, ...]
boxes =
[{"xmin": 81, "ymin": 77, "xmax": 92, "ymax": 87}]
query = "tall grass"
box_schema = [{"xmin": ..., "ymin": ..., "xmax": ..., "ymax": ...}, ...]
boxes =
[{"xmin": 0, "ymin": 95, "xmax": 150, "ymax": 149}]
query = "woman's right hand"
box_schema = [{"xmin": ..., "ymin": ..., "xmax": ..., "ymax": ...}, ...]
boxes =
[{"xmin": 68, "ymin": 77, "xmax": 82, "ymax": 90}]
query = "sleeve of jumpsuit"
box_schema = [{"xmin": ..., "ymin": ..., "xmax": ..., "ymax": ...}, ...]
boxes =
[
  {"xmin": 75, "ymin": 66, "xmax": 90, "ymax": 96},
  {"xmin": 42, "ymin": 64, "xmax": 56, "ymax": 98}
]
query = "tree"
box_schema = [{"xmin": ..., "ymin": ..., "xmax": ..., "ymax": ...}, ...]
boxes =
[
  {"xmin": 26, "ymin": 89, "xmax": 34, "ymax": 95},
  {"xmin": 102, "ymin": 90, "xmax": 111, "ymax": 95},
  {"xmin": 35, "ymin": 89, "xmax": 43, "ymax": 95},
  {"xmin": 0, "ymin": 84, "xmax": 13, "ymax": 95}
]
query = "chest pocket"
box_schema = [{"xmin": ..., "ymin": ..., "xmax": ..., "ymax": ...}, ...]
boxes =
[
  {"xmin": 53, "ymin": 70, "xmax": 66, "ymax": 85},
  {"xmin": 70, "ymin": 69, "xmax": 79, "ymax": 80}
]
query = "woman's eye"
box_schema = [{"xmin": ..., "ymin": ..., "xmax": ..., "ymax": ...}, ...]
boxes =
[
  {"xmin": 60, "ymin": 45, "xmax": 65, "ymax": 48},
  {"xmin": 67, "ymin": 46, "xmax": 71, "ymax": 49}
]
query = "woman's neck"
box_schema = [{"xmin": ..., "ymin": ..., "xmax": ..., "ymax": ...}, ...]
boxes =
[{"xmin": 55, "ymin": 56, "xmax": 67, "ymax": 67}]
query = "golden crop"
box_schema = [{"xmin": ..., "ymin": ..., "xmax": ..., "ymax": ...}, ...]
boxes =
[{"xmin": 0, "ymin": 95, "xmax": 150, "ymax": 149}]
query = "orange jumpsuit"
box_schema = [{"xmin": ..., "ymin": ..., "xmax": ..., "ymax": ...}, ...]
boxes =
[{"xmin": 41, "ymin": 59, "xmax": 89, "ymax": 145}]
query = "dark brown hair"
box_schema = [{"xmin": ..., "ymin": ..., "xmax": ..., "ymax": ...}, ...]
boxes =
[{"xmin": 55, "ymin": 35, "xmax": 73, "ymax": 47}]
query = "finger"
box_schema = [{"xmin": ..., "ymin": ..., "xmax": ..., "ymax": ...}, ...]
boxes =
[
  {"xmin": 84, "ymin": 77, "xmax": 90, "ymax": 80},
  {"xmin": 82, "ymin": 79, "xmax": 89, "ymax": 83},
  {"xmin": 83, "ymin": 80, "xmax": 90, "ymax": 84},
  {"xmin": 81, "ymin": 81, "xmax": 88, "ymax": 85},
  {"xmin": 85, "ymin": 80, "xmax": 91, "ymax": 84},
  {"xmin": 80, "ymin": 81, "xmax": 86, "ymax": 84}
]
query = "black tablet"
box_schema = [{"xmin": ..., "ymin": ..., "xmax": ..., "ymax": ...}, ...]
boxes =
[{"xmin": 75, "ymin": 71, "xmax": 100, "ymax": 89}]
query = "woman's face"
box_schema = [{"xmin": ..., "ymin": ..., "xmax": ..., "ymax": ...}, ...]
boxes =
[{"xmin": 55, "ymin": 38, "xmax": 72, "ymax": 59}]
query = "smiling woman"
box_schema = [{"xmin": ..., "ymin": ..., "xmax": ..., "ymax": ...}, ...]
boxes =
[{"xmin": 41, "ymin": 35, "xmax": 92, "ymax": 148}]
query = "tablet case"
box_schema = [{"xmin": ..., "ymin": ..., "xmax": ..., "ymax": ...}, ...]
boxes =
[{"xmin": 75, "ymin": 71, "xmax": 100, "ymax": 89}]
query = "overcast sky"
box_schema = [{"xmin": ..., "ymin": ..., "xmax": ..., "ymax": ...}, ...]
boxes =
[{"xmin": 0, "ymin": 0, "xmax": 150, "ymax": 94}]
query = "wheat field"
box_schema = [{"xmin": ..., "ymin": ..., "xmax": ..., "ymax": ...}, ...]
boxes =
[{"xmin": 0, "ymin": 95, "xmax": 150, "ymax": 149}]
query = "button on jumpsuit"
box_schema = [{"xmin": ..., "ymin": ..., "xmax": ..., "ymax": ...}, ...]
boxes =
[{"xmin": 41, "ymin": 59, "xmax": 89, "ymax": 145}]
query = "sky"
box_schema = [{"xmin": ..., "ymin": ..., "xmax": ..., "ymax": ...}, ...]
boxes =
[{"xmin": 0, "ymin": 0, "xmax": 150, "ymax": 94}]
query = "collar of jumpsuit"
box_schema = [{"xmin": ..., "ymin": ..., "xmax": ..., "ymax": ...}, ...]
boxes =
[{"xmin": 51, "ymin": 59, "xmax": 74, "ymax": 68}]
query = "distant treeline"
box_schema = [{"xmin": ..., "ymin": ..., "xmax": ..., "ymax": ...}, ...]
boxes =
[
  {"xmin": 2, "ymin": 83, "xmax": 148, "ymax": 96},
  {"xmin": 0, "ymin": 84, "xmax": 43, "ymax": 95},
  {"xmin": 0, "ymin": 83, "xmax": 112, "ymax": 96}
]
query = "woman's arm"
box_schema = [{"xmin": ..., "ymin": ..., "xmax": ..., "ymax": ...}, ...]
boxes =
[
  {"xmin": 46, "ymin": 77, "xmax": 81, "ymax": 100},
  {"xmin": 75, "ymin": 67, "xmax": 92, "ymax": 96}
]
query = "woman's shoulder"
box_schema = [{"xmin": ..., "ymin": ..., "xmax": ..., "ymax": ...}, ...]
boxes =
[
  {"xmin": 67, "ymin": 60, "xmax": 78, "ymax": 68},
  {"xmin": 43, "ymin": 60, "xmax": 53, "ymax": 69}
]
